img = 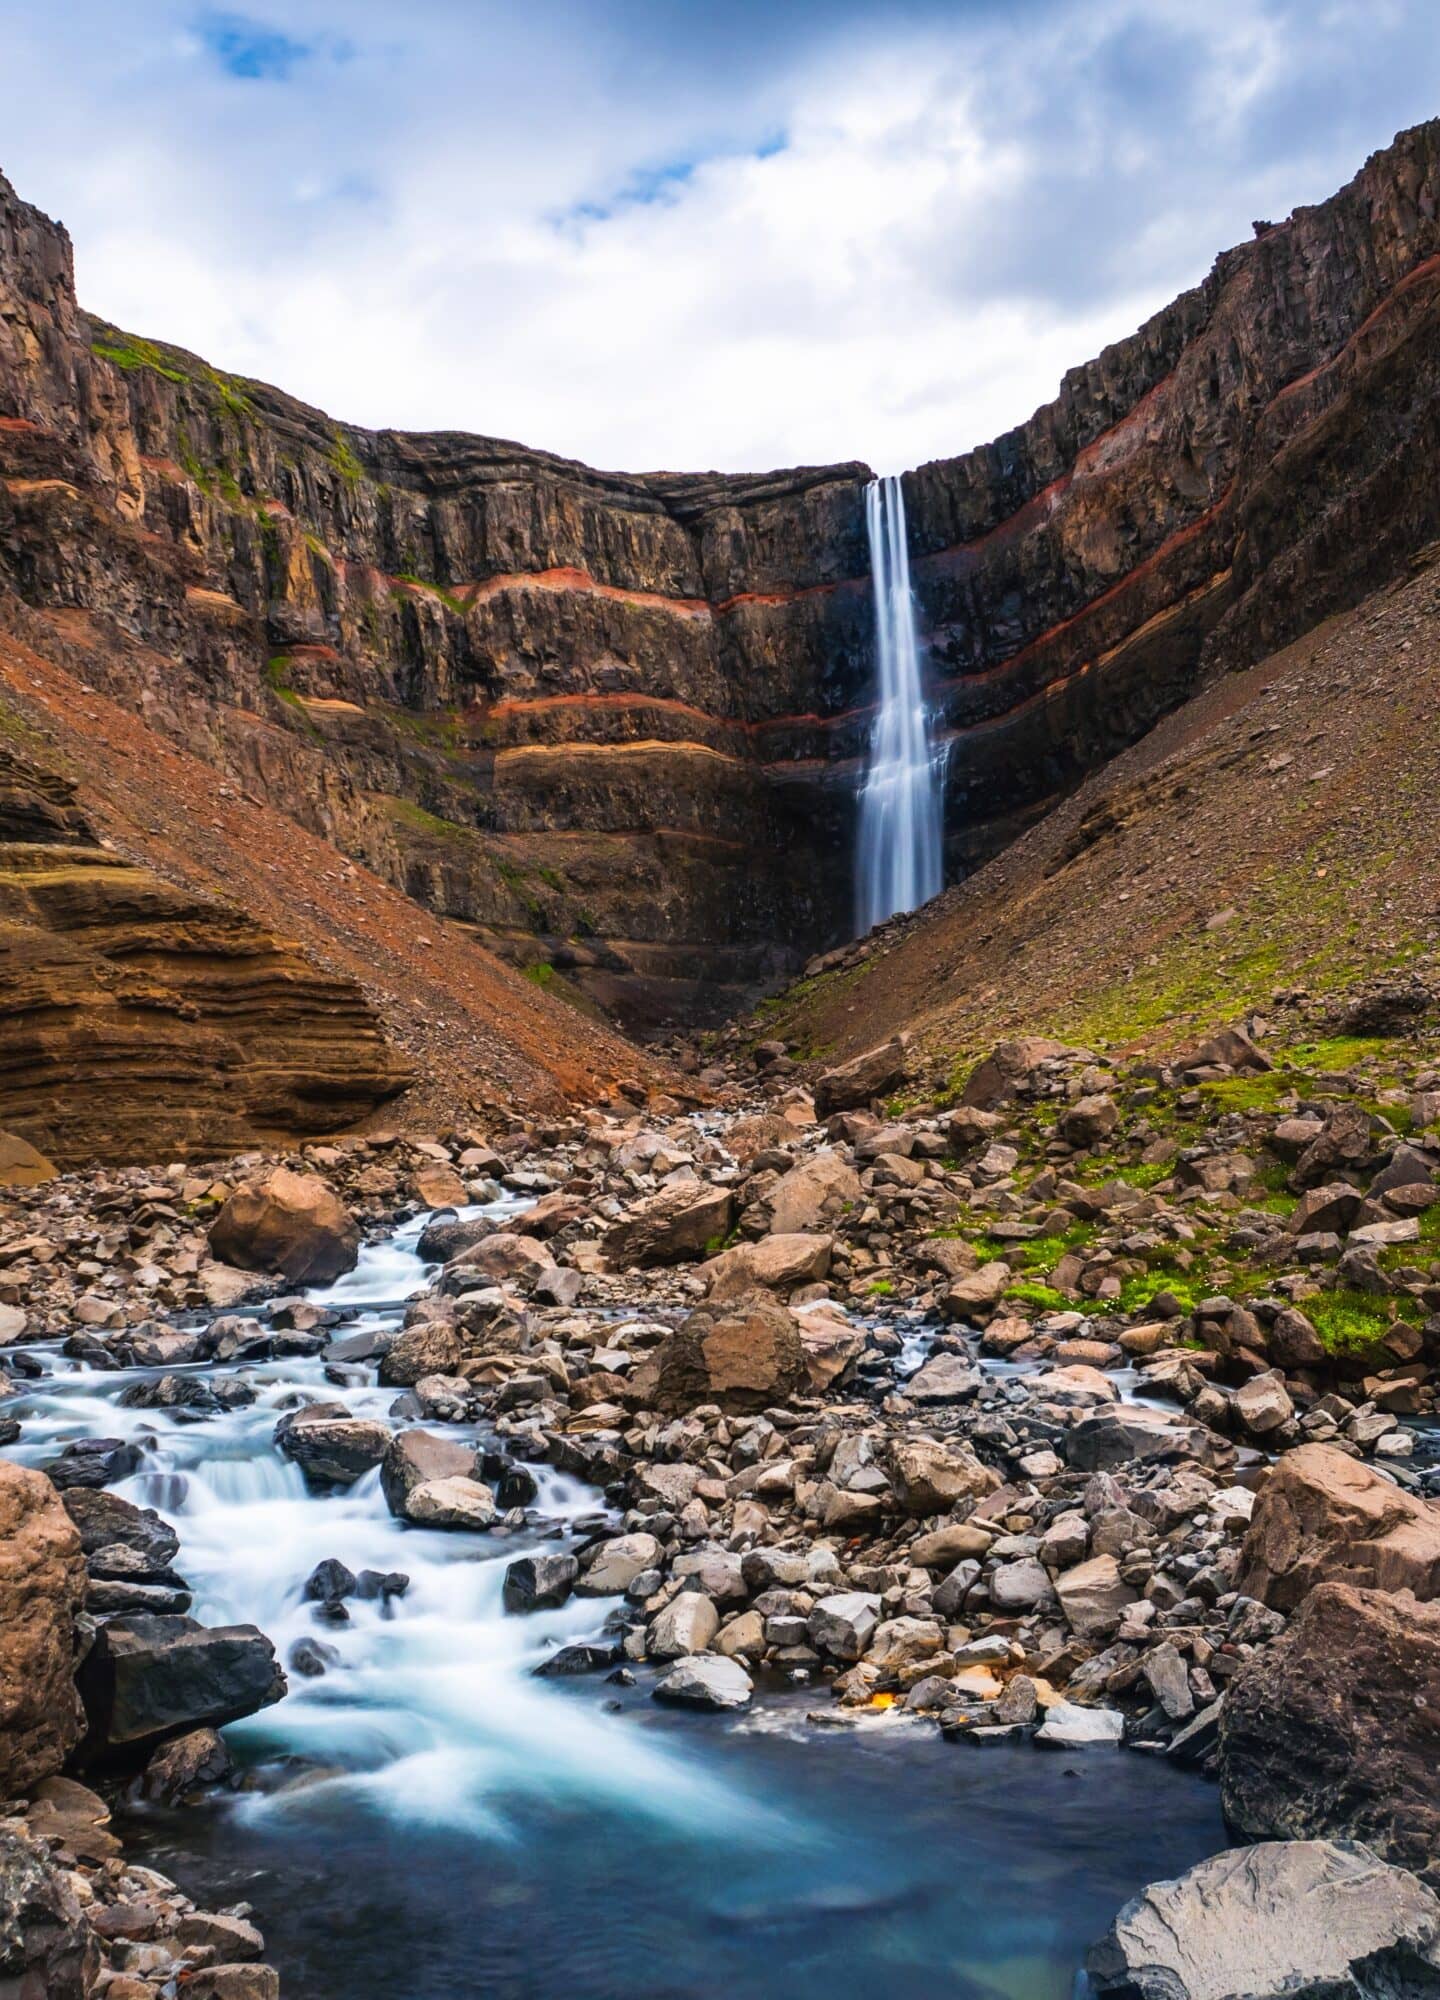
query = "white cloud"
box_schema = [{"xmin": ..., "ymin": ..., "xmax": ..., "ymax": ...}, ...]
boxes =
[{"xmin": 2, "ymin": 0, "xmax": 1438, "ymax": 474}]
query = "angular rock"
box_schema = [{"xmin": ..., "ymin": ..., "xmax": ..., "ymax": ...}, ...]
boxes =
[
  {"xmin": 758, "ymin": 1151, "xmax": 861, "ymax": 1235},
  {"xmin": 1035, "ymin": 1701, "xmax": 1124, "ymax": 1747},
  {"xmin": 1087, "ymin": 1840, "xmax": 1440, "ymax": 2000},
  {"xmin": 603, "ymin": 1184, "xmax": 734, "ymax": 1269},
  {"xmin": 647, "ymin": 1591, "xmax": 720, "ymax": 1660},
  {"xmin": 880, "ymin": 1436, "xmax": 999, "ymax": 1515},
  {"xmin": 378, "ymin": 1318, "xmax": 466, "ymax": 1388},
  {"xmin": 404, "ymin": 1476, "xmax": 497, "ymax": 1531},
  {"xmin": 208, "ymin": 1167, "xmax": 359, "ymax": 1284},
  {"xmin": 651, "ymin": 1292, "xmax": 809, "ymax": 1414},
  {"xmin": 813, "ymin": 1037, "xmax": 910, "ymax": 1115},
  {"xmin": 502, "ymin": 1554, "xmax": 579, "ymax": 1613},
  {"xmin": 1067, "ymin": 1406, "xmax": 1219, "ymax": 1473},
  {"xmin": 0, "ymin": 1827, "xmax": 99, "ymax": 2000},
  {"xmin": 653, "ymin": 1656, "xmax": 753, "ymax": 1711},
  {"xmin": 808, "ymin": 1592, "xmax": 880, "ymax": 1660},
  {"xmin": 275, "ymin": 1406, "xmax": 393, "ymax": 1486},
  {"xmin": 76, "ymin": 1614, "xmax": 285, "ymax": 1765},
  {"xmin": 1236, "ymin": 1443, "xmax": 1440, "ymax": 1611},
  {"xmin": 61, "ymin": 1488, "xmax": 178, "ymax": 1568},
  {"xmin": 1220, "ymin": 1582, "xmax": 1440, "ymax": 1883},
  {"xmin": 576, "ymin": 1532, "xmax": 662, "ymax": 1597},
  {"xmin": 703, "ymin": 1233, "xmax": 832, "ymax": 1300},
  {"xmin": 1055, "ymin": 1554, "xmax": 1136, "ymax": 1639},
  {"xmin": 379, "ymin": 1429, "xmax": 477, "ymax": 1514}
]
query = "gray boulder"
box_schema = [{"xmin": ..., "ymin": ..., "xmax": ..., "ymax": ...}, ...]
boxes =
[
  {"xmin": 653, "ymin": 1656, "xmax": 754, "ymax": 1712},
  {"xmin": 1086, "ymin": 1840, "xmax": 1440, "ymax": 2000}
]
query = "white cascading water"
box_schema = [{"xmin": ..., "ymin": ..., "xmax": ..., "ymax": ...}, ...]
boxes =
[{"xmin": 855, "ymin": 474, "xmax": 944, "ymax": 935}]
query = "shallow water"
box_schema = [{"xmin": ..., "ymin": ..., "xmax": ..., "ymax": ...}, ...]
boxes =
[{"xmin": 4, "ymin": 1205, "xmax": 1226, "ymax": 2000}]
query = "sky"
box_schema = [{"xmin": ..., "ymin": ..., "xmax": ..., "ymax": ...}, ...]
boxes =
[{"xmin": 3, "ymin": 0, "xmax": 1439, "ymax": 475}]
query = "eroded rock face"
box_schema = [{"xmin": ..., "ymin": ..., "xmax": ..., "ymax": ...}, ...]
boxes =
[
  {"xmin": 1236, "ymin": 1443, "xmax": 1440, "ymax": 1610},
  {"xmin": 5, "ymin": 131, "xmax": 1440, "ymax": 1020},
  {"xmin": 1220, "ymin": 1582, "xmax": 1440, "ymax": 1883},
  {"xmin": 0, "ymin": 746, "xmax": 407, "ymax": 1167},
  {"xmin": 651, "ymin": 1292, "xmax": 809, "ymax": 1413},
  {"xmin": 1087, "ymin": 1840, "xmax": 1440, "ymax": 2000},
  {"xmin": 0, "ymin": 1461, "xmax": 86, "ymax": 1794},
  {"xmin": 208, "ymin": 1167, "xmax": 360, "ymax": 1285}
]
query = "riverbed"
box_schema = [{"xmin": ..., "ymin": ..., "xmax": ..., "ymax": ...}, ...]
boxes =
[{"xmin": 5, "ymin": 1204, "xmax": 1226, "ymax": 2000}]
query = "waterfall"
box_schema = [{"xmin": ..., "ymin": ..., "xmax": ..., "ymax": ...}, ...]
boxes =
[{"xmin": 855, "ymin": 474, "xmax": 943, "ymax": 935}]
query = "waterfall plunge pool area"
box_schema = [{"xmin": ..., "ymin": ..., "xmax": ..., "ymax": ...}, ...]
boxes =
[{"xmin": 4, "ymin": 1206, "xmax": 1225, "ymax": 2000}]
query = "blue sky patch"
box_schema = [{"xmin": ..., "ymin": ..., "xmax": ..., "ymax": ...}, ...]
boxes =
[{"xmin": 195, "ymin": 11, "xmax": 315, "ymax": 81}]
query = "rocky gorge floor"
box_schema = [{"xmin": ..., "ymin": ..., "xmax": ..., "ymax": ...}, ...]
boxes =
[{"xmin": 3, "ymin": 1013, "xmax": 1440, "ymax": 1995}]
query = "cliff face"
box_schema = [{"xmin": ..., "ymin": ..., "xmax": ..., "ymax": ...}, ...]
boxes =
[
  {"xmin": 3, "ymin": 121, "xmax": 1440, "ymax": 1028},
  {"xmin": 905, "ymin": 120, "xmax": 1440, "ymax": 866},
  {"xmin": 0, "ymin": 733, "xmax": 408, "ymax": 1164}
]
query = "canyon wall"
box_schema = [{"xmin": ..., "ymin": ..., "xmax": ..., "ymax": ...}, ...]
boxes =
[{"xmin": 3, "ymin": 120, "xmax": 1440, "ymax": 1028}]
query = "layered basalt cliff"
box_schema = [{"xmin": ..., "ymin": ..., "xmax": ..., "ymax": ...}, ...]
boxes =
[
  {"xmin": 0, "ymin": 733, "xmax": 407, "ymax": 1164},
  {"xmin": 3, "ymin": 122, "xmax": 1440, "ymax": 1027}
]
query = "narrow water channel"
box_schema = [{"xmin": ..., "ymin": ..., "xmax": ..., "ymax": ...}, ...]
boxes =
[{"xmin": 6, "ymin": 1203, "xmax": 1225, "ymax": 2000}]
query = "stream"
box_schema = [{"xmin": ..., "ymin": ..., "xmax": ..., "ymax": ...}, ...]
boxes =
[{"xmin": 4, "ymin": 1202, "xmax": 1225, "ymax": 2000}]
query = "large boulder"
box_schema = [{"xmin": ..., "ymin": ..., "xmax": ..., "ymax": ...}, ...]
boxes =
[
  {"xmin": 379, "ymin": 1430, "xmax": 478, "ymax": 1517},
  {"xmin": 812, "ymin": 1037, "xmax": 910, "ymax": 1115},
  {"xmin": 207, "ymin": 1167, "xmax": 359, "ymax": 1285},
  {"xmin": 75, "ymin": 1614, "xmax": 285, "ymax": 1765},
  {"xmin": 1054, "ymin": 1553, "xmax": 1136, "ymax": 1640},
  {"xmin": 274, "ymin": 1405, "xmax": 393, "ymax": 1487},
  {"xmin": 879, "ymin": 1436, "xmax": 998, "ymax": 1516},
  {"xmin": 1067, "ymin": 1405, "xmax": 1221, "ymax": 1474},
  {"xmin": 1236, "ymin": 1443, "xmax": 1440, "ymax": 1611},
  {"xmin": 441, "ymin": 1232, "xmax": 554, "ymax": 1291},
  {"xmin": 650, "ymin": 1293, "xmax": 809, "ymax": 1414},
  {"xmin": 702, "ymin": 1233, "xmax": 832, "ymax": 1301},
  {"xmin": 603, "ymin": 1184, "xmax": 734, "ymax": 1269},
  {"xmin": 377, "ymin": 1317, "xmax": 466, "ymax": 1387},
  {"xmin": 756, "ymin": 1151, "xmax": 861, "ymax": 1235},
  {"xmin": 1087, "ymin": 1840, "xmax": 1440, "ymax": 2000},
  {"xmin": 0, "ymin": 1463, "xmax": 86, "ymax": 1794},
  {"xmin": 1220, "ymin": 1582, "xmax": 1440, "ymax": 1884},
  {"xmin": 0, "ymin": 1132, "xmax": 56, "ymax": 1187},
  {"xmin": 61, "ymin": 1488, "xmax": 178, "ymax": 1571},
  {"xmin": 960, "ymin": 1038, "xmax": 1071, "ymax": 1110}
]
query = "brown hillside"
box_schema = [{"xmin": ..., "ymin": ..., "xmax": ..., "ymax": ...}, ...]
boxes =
[
  {"xmin": 761, "ymin": 549, "xmax": 1440, "ymax": 1092},
  {"xmin": 0, "ymin": 597, "xmax": 664, "ymax": 1150}
]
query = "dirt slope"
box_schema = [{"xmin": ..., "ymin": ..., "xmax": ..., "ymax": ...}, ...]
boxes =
[
  {"xmin": 0, "ymin": 598, "xmax": 664, "ymax": 1134},
  {"xmin": 758, "ymin": 549, "xmax": 1440, "ymax": 1094}
]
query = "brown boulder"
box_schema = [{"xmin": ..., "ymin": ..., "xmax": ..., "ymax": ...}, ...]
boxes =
[
  {"xmin": 207, "ymin": 1167, "xmax": 359, "ymax": 1285},
  {"xmin": 442, "ymin": 1232, "xmax": 553, "ymax": 1289},
  {"xmin": 378, "ymin": 1318, "xmax": 466, "ymax": 1388},
  {"xmin": 756, "ymin": 1151, "xmax": 861, "ymax": 1235},
  {"xmin": 0, "ymin": 1462, "xmax": 86, "ymax": 1794},
  {"xmin": 1187, "ymin": 1023, "xmax": 1272, "ymax": 1074},
  {"xmin": 1220, "ymin": 1582, "xmax": 1440, "ymax": 1884},
  {"xmin": 812, "ymin": 1037, "xmax": 910, "ymax": 1116},
  {"xmin": 603, "ymin": 1184, "xmax": 734, "ymax": 1268},
  {"xmin": 412, "ymin": 1162, "xmax": 469, "ymax": 1209},
  {"xmin": 0, "ymin": 1132, "xmax": 55, "ymax": 1187},
  {"xmin": 960, "ymin": 1038, "xmax": 1071, "ymax": 1110},
  {"xmin": 879, "ymin": 1436, "xmax": 999, "ymax": 1516},
  {"xmin": 652, "ymin": 1293, "xmax": 809, "ymax": 1414},
  {"xmin": 1236, "ymin": 1443, "xmax": 1440, "ymax": 1611},
  {"xmin": 703, "ymin": 1233, "xmax": 832, "ymax": 1301}
]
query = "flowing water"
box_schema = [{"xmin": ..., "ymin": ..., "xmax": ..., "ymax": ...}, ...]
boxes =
[
  {"xmin": 4, "ymin": 1204, "xmax": 1224, "ymax": 2000},
  {"xmin": 855, "ymin": 474, "xmax": 945, "ymax": 935}
]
